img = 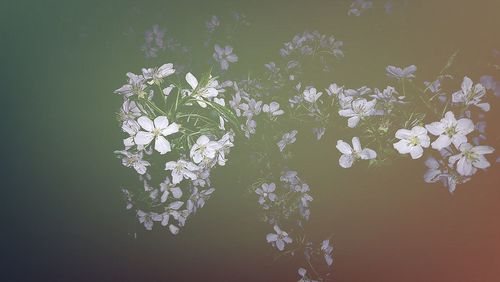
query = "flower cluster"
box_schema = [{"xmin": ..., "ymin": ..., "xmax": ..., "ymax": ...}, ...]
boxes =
[
  {"xmin": 113, "ymin": 11, "xmax": 500, "ymax": 282},
  {"xmin": 115, "ymin": 63, "xmax": 239, "ymax": 234}
]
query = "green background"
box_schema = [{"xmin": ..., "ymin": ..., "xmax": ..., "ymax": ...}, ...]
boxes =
[{"xmin": 2, "ymin": 0, "xmax": 500, "ymax": 281}]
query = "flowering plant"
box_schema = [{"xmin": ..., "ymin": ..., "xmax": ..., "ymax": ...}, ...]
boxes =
[{"xmin": 114, "ymin": 8, "xmax": 498, "ymax": 282}]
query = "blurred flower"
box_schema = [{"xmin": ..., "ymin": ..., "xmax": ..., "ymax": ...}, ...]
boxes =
[
  {"xmin": 386, "ymin": 65, "xmax": 417, "ymax": 80},
  {"xmin": 321, "ymin": 239, "xmax": 334, "ymax": 266},
  {"xmin": 206, "ymin": 15, "xmax": 220, "ymax": 32},
  {"xmin": 277, "ymin": 130, "xmax": 298, "ymax": 152},
  {"xmin": 256, "ymin": 183, "xmax": 277, "ymax": 207},
  {"xmin": 213, "ymin": 44, "xmax": 238, "ymax": 71},
  {"xmin": 266, "ymin": 225, "xmax": 292, "ymax": 251},
  {"xmin": 263, "ymin": 101, "xmax": 284, "ymax": 117}
]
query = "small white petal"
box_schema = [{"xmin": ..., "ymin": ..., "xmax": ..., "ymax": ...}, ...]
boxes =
[
  {"xmin": 134, "ymin": 131, "xmax": 154, "ymax": 145},
  {"xmin": 185, "ymin": 72, "xmax": 198, "ymax": 89},
  {"xmin": 137, "ymin": 116, "xmax": 154, "ymax": 132},
  {"xmin": 154, "ymin": 136, "xmax": 171, "ymax": 154}
]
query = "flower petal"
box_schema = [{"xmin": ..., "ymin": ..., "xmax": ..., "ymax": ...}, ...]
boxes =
[
  {"xmin": 154, "ymin": 136, "xmax": 171, "ymax": 154},
  {"xmin": 431, "ymin": 135, "xmax": 451, "ymax": 150},
  {"xmin": 134, "ymin": 131, "xmax": 154, "ymax": 145},
  {"xmin": 336, "ymin": 140, "xmax": 352, "ymax": 154},
  {"xmin": 339, "ymin": 154, "xmax": 354, "ymax": 168},
  {"xmin": 153, "ymin": 116, "xmax": 169, "ymax": 130},
  {"xmin": 137, "ymin": 116, "xmax": 154, "ymax": 132},
  {"xmin": 185, "ymin": 72, "xmax": 198, "ymax": 90}
]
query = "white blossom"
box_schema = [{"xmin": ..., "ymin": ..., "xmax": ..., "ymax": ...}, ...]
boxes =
[
  {"xmin": 266, "ymin": 225, "xmax": 293, "ymax": 251},
  {"xmin": 190, "ymin": 135, "xmax": 221, "ymax": 164},
  {"xmin": 114, "ymin": 72, "xmax": 147, "ymax": 98},
  {"xmin": 452, "ymin": 76, "xmax": 490, "ymax": 111},
  {"xmin": 165, "ymin": 160, "xmax": 199, "ymax": 184},
  {"xmin": 185, "ymin": 72, "xmax": 219, "ymax": 108},
  {"xmin": 142, "ymin": 63, "xmax": 175, "ymax": 85},
  {"xmin": 303, "ymin": 87, "xmax": 323, "ymax": 103},
  {"xmin": 386, "ymin": 65, "xmax": 417, "ymax": 80},
  {"xmin": 321, "ymin": 239, "xmax": 334, "ymax": 266},
  {"xmin": 336, "ymin": 137, "xmax": 377, "ymax": 168},
  {"xmin": 256, "ymin": 183, "xmax": 277, "ymax": 207},
  {"xmin": 448, "ymin": 143, "xmax": 494, "ymax": 176},
  {"xmin": 393, "ymin": 126, "xmax": 430, "ymax": 159},
  {"xmin": 425, "ymin": 111, "xmax": 474, "ymax": 150},
  {"xmin": 119, "ymin": 99, "xmax": 142, "ymax": 121},
  {"xmin": 277, "ymin": 130, "xmax": 298, "ymax": 152},
  {"xmin": 213, "ymin": 44, "xmax": 238, "ymax": 71},
  {"xmin": 115, "ymin": 150, "xmax": 150, "ymax": 174},
  {"xmin": 338, "ymin": 98, "xmax": 377, "ymax": 128},
  {"xmin": 134, "ymin": 116, "xmax": 179, "ymax": 154},
  {"xmin": 263, "ymin": 101, "xmax": 284, "ymax": 117},
  {"xmin": 160, "ymin": 177, "xmax": 183, "ymax": 203}
]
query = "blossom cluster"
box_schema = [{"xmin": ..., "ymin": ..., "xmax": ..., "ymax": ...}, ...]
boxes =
[{"xmin": 114, "ymin": 63, "xmax": 239, "ymax": 234}]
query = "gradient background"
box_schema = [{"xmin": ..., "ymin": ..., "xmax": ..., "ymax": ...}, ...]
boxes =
[{"xmin": 2, "ymin": 0, "xmax": 500, "ymax": 281}]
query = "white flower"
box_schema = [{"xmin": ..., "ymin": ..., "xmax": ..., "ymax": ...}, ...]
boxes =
[
  {"xmin": 137, "ymin": 210, "xmax": 162, "ymax": 230},
  {"xmin": 206, "ymin": 15, "xmax": 220, "ymax": 32},
  {"xmin": 425, "ymin": 111, "xmax": 474, "ymax": 150},
  {"xmin": 338, "ymin": 98, "xmax": 377, "ymax": 128},
  {"xmin": 370, "ymin": 86, "xmax": 402, "ymax": 106},
  {"xmin": 190, "ymin": 135, "xmax": 221, "ymax": 164},
  {"xmin": 241, "ymin": 118, "xmax": 257, "ymax": 138},
  {"xmin": 115, "ymin": 150, "xmax": 150, "ymax": 175},
  {"xmin": 262, "ymin": 101, "xmax": 284, "ymax": 117},
  {"xmin": 187, "ymin": 187, "xmax": 215, "ymax": 214},
  {"xmin": 386, "ymin": 65, "xmax": 417, "ymax": 80},
  {"xmin": 114, "ymin": 72, "xmax": 147, "ymax": 98},
  {"xmin": 134, "ymin": 116, "xmax": 179, "ymax": 154},
  {"xmin": 142, "ymin": 63, "xmax": 175, "ymax": 85},
  {"xmin": 122, "ymin": 119, "xmax": 140, "ymax": 148},
  {"xmin": 266, "ymin": 225, "xmax": 293, "ymax": 251},
  {"xmin": 424, "ymin": 156, "xmax": 460, "ymax": 193},
  {"xmin": 240, "ymin": 98, "xmax": 263, "ymax": 118},
  {"xmin": 336, "ymin": 137, "xmax": 377, "ymax": 168},
  {"xmin": 119, "ymin": 99, "xmax": 142, "ymax": 121},
  {"xmin": 303, "ymin": 87, "xmax": 323, "ymax": 103},
  {"xmin": 452, "ymin": 76, "xmax": 490, "ymax": 111},
  {"xmin": 321, "ymin": 239, "xmax": 334, "ymax": 266},
  {"xmin": 348, "ymin": 0, "xmax": 373, "ymax": 16},
  {"xmin": 185, "ymin": 72, "xmax": 219, "ymax": 108},
  {"xmin": 165, "ymin": 160, "xmax": 199, "ymax": 184},
  {"xmin": 298, "ymin": 268, "xmax": 318, "ymax": 282},
  {"xmin": 326, "ymin": 83, "xmax": 343, "ymax": 97},
  {"xmin": 277, "ymin": 130, "xmax": 298, "ymax": 152},
  {"xmin": 160, "ymin": 177, "xmax": 183, "ymax": 203},
  {"xmin": 448, "ymin": 143, "xmax": 494, "ymax": 176},
  {"xmin": 255, "ymin": 183, "xmax": 277, "ymax": 206},
  {"xmin": 213, "ymin": 44, "xmax": 238, "ymax": 71},
  {"xmin": 393, "ymin": 126, "xmax": 430, "ymax": 159},
  {"xmin": 160, "ymin": 201, "xmax": 185, "ymax": 234}
]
